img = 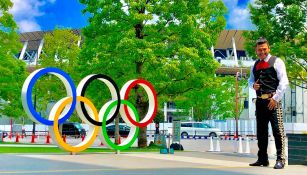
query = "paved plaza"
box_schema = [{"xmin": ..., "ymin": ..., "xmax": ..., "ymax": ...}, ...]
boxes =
[
  {"xmin": 0, "ymin": 137, "xmax": 306, "ymax": 175},
  {"xmin": 0, "ymin": 151, "xmax": 306, "ymax": 175}
]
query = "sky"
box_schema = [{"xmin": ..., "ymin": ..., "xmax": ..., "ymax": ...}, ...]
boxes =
[{"xmin": 9, "ymin": 0, "xmax": 255, "ymax": 33}]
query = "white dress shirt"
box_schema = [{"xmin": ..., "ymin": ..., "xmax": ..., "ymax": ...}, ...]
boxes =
[{"xmin": 248, "ymin": 54, "xmax": 289, "ymax": 102}]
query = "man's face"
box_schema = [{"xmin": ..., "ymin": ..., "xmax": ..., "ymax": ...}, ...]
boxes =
[{"xmin": 256, "ymin": 43, "xmax": 270, "ymax": 60}]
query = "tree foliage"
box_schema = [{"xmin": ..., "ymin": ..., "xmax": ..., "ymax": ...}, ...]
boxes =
[
  {"xmin": 0, "ymin": 0, "xmax": 28, "ymax": 118},
  {"xmin": 35, "ymin": 29, "xmax": 81, "ymax": 121},
  {"xmin": 244, "ymin": 0, "xmax": 307, "ymax": 88},
  {"xmin": 174, "ymin": 76, "xmax": 247, "ymax": 121},
  {"xmin": 79, "ymin": 0, "xmax": 227, "ymax": 147}
]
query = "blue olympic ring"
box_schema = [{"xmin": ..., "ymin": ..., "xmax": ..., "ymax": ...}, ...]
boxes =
[{"xmin": 25, "ymin": 67, "xmax": 77, "ymax": 125}]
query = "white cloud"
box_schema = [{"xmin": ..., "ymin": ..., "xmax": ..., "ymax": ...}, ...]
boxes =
[
  {"xmin": 223, "ymin": 0, "xmax": 239, "ymax": 12},
  {"xmin": 228, "ymin": 7, "xmax": 255, "ymax": 30},
  {"xmin": 18, "ymin": 20, "xmax": 41, "ymax": 32},
  {"xmin": 9, "ymin": 0, "xmax": 56, "ymax": 32},
  {"xmin": 223, "ymin": 0, "xmax": 255, "ymax": 30}
]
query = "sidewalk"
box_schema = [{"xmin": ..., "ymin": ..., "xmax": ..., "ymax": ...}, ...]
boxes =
[{"xmin": 0, "ymin": 150, "xmax": 306, "ymax": 175}]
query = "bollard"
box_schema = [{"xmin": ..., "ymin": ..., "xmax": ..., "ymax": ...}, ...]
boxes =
[
  {"xmin": 233, "ymin": 137, "xmax": 237, "ymax": 152},
  {"xmin": 245, "ymin": 136, "xmax": 251, "ymax": 154},
  {"xmin": 215, "ymin": 137, "xmax": 221, "ymax": 152},
  {"xmin": 237, "ymin": 137, "xmax": 243, "ymax": 153},
  {"xmin": 208, "ymin": 136, "xmax": 214, "ymax": 152}
]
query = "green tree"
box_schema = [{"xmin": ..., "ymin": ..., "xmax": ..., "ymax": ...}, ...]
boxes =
[
  {"xmin": 244, "ymin": 0, "xmax": 307, "ymax": 88},
  {"xmin": 174, "ymin": 76, "xmax": 247, "ymax": 121},
  {"xmin": 36, "ymin": 29, "xmax": 81, "ymax": 121},
  {"xmin": 79, "ymin": 0, "xmax": 226, "ymax": 147},
  {"xmin": 0, "ymin": 0, "xmax": 28, "ymax": 118}
]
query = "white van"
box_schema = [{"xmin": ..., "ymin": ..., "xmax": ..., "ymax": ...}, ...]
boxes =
[{"xmin": 180, "ymin": 122, "xmax": 223, "ymax": 137}]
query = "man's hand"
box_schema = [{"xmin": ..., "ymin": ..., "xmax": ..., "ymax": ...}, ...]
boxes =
[
  {"xmin": 253, "ymin": 79, "xmax": 261, "ymax": 90},
  {"xmin": 268, "ymin": 98, "xmax": 277, "ymax": 110}
]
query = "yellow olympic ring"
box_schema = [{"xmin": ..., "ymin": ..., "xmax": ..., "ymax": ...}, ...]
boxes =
[{"xmin": 49, "ymin": 96, "xmax": 99, "ymax": 152}]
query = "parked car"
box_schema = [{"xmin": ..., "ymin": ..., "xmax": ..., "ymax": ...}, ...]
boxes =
[
  {"xmin": 106, "ymin": 124, "xmax": 131, "ymax": 137},
  {"xmin": 180, "ymin": 122, "xmax": 223, "ymax": 137},
  {"xmin": 0, "ymin": 130, "xmax": 8, "ymax": 138},
  {"xmin": 60, "ymin": 122, "xmax": 86, "ymax": 137}
]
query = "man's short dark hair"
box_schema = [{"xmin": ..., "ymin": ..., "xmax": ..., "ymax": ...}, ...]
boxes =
[{"xmin": 256, "ymin": 37, "xmax": 269, "ymax": 47}]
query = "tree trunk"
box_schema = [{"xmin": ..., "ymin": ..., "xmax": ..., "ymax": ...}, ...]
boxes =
[
  {"xmin": 135, "ymin": 62, "xmax": 148, "ymax": 148},
  {"xmin": 136, "ymin": 100, "xmax": 147, "ymax": 148},
  {"xmin": 135, "ymin": 7, "xmax": 147, "ymax": 148},
  {"xmin": 115, "ymin": 115, "xmax": 119, "ymax": 145}
]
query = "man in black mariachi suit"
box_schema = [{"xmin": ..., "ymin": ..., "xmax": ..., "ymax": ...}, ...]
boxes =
[{"xmin": 248, "ymin": 37, "xmax": 289, "ymax": 169}]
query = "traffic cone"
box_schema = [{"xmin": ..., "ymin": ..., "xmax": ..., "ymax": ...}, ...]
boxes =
[
  {"xmin": 245, "ymin": 136, "xmax": 251, "ymax": 154},
  {"xmin": 81, "ymin": 134, "xmax": 85, "ymax": 142},
  {"xmin": 31, "ymin": 133, "xmax": 35, "ymax": 143},
  {"xmin": 46, "ymin": 132, "xmax": 50, "ymax": 144},
  {"xmin": 224, "ymin": 133, "xmax": 228, "ymax": 140},
  {"xmin": 118, "ymin": 135, "xmax": 121, "ymax": 145},
  {"xmin": 237, "ymin": 137, "xmax": 243, "ymax": 153},
  {"xmin": 62, "ymin": 135, "xmax": 66, "ymax": 143},
  {"xmin": 215, "ymin": 137, "xmax": 221, "ymax": 152},
  {"xmin": 208, "ymin": 136, "xmax": 214, "ymax": 152},
  {"xmin": 15, "ymin": 133, "xmax": 20, "ymax": 143},
  {"xmin": 8, "ymin": 132, "xmax": 12, "ymax": 140}
]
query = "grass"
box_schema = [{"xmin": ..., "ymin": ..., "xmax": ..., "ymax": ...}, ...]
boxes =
[{"xmin": 0, "ymin": 142, "xmax": 161, "ymax": 154}]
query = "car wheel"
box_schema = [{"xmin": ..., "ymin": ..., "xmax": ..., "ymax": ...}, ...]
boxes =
[
  {"xmin": 209, "ymin": 132, "xmax": 217, "ymax": 138},
  {"xmin": 181, "ymin": 132, "xmax": 188, "ymax": 137}
]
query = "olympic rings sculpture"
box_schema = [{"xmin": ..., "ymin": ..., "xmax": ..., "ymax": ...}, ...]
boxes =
[{"xmin": 21, "ymin": 67, "xmax": 157, "ymax": 152}]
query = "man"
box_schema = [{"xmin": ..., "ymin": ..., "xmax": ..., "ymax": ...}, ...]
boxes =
[{"xmin": 248, "ymin": 37, "xmax": 289, "ymax": 169}]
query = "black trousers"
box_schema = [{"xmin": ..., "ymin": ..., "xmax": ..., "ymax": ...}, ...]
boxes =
[{"xmin": 256, "ymin": 99, "xmax": 285, "ymax": 161}]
